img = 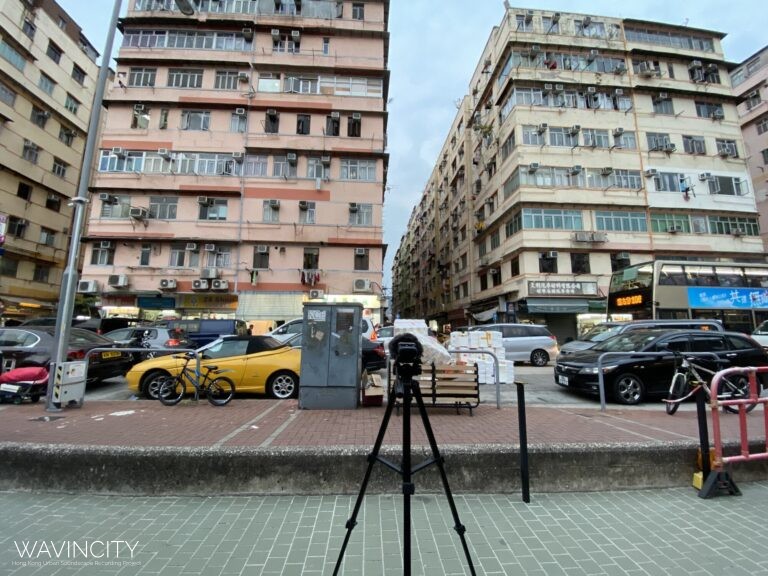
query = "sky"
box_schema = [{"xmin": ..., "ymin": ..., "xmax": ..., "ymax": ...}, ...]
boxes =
[{"xmin": 57, "ymin": 0, "xmax": 767, "ymax": 290}]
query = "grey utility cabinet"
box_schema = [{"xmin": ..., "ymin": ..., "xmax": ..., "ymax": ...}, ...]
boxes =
[{"xmin": 298, "ymin": 302, "xmax": 362, "ymax": 409}]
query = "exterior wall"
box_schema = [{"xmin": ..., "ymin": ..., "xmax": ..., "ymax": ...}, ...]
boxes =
[
  {"xmin": 392, "ymin": 8, "xmax": 762, "ymax": 341},
  {"xmin": 0, "ymin": 0, "xmax": 98, "ymax": 321},
  {"xmin": 80, "ymin": 0, "xmax": 389, "ymax": 324}
]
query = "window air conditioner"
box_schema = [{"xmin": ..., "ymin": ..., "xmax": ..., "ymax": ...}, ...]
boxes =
[
  {"xmin": 544, "ymin": 251, "xmax": 558, "ymax": 259},
  {"xmin": 232, "ymin": 152, "xmax": 244, "ymax": 163},
  {"xmin": 257, "ymin": 244, "xmax": 269, "ymax": 253},
  {"xmin": 582, "ymin": 16, "xmax": 592, "ymax": 27},
  {"xmin": 108, "ymin": 274, "xmax": 128, "ymax": 288},
  {"xmin": 530, "ymin": 44, "xmax": 541, "ymax": 54},
  {"xmin": 569, "ymin": 124, "xmax": 581, "ymax": 134},
  {"xmin": 613, "ymin": 127, "xmax": 625, "ymax": 137},
  {"xmin": 192, "ymin": 279, "xmax": 209, "ymax": 291},
  {"xmin": 698, "ymin": 172, "xmax": 713, "ymax": 182},
  {"xmin": 99, "ymin": 192, "xmax": 116, "ymax": 204},
  {"xmin": 527, "ymin": 163, "xmax": 540, "ymax": 173},
  {"xmin": 112, "ymin": 147, "xmax": 126, "ymax": 158},
  {"xmin": 644, "ymin": 168, "xmax": 658, "ymax": 177},
  {"xmin": 286, "ymin": 152, "xmax": 297, "ymax": 163},
  {"xmin": 353, "ymin": 278, "xmax": 371, "ymax": 292},
  {"xmin": 185, "ymin": 242, "xmax": 198, "ymax": 251},
  {"xmin": 77, "ymin": 280, "xmax": 98, "ymax": 294},
  {"xmin": 543, "ymin": 83, "xmax": 553, "ymax": 92},
  {"xmin": 348, "ymin": 202, "xmax": 359, "ymax": 212},
  {"xmin": 551, "ymin": 12, "xmax": 560, "ymax": 23},
  {"xmin": 731, "ymin": 228, "xmax": 745, "ymax": 236},
  {"xmin": 331, "ymin": 111, "xmax": 340, "ymax": 119},
  {"xmin": 536, "ymin": 123, "xmax": 548, "ymax": 133},
  {"xmin": 235, "ymin": 107, "xmax": 246, "ymax": 115},
  {"xmin": 159, "ymin": 278, "xmax": 177, "ymax": 290},
  {"xmin": 269, "ymin": 199, "xmax": 281, "ymax": 209},
  {"xmin": 133, "ymin": 104, "xmax": 145, "ymax": 112},
  {"xmin": 569, "ymin": 165, "xmax": 582, "ymax": 175},
  {"xmin": 555, "ymin": 83, "xmax": 564, "ymax": 91},
  {"xmin": 616, "ymin": 252, "xmax": 630, "ymax": 260},
  {"xmin": 309, "ymin": 289, "xmax": 324, "ymax": 299},
  {"xmin": 203, "ymin": 243, "xmax": 216, "ymax": 252},
  {"xmin": 668, "ymin": 226, "xmax": 682, "ymax": 233},
  {"xmin": 266, "ymin": 108, "xmax": 277, "ymax": 117},
  {"xmin": 238, "ymin": 73, "xmax": 249, "ymax": 83},
  {"xmin": 601, "ymin": 167, "xmax": 613, "ymax": 176},
  {"xmin": 99, "ymin": 240, "xmax": 113, "ymax": 249},
  {"xmin": 613, "ymin": 89, "xmax": 624, "ymax": 97},
  {"xmin": 271, "ymin": 28, "xmax": 280, "ymax": 39},
  {"xmin": 129, "ymin": 206, "xmax": 147, "ymax": 220},
  {"xmin": 711, "ymin": 109, "xmax": 724, "ymax": 120},
  {"xmin": 241, "ymin": 27, "xmax": 253, "ymax": 40},
  {"xmin": 158, "ymin": 148, "xmax": 172, "ymax": 159},
  {"xmin": 355, "ymin": 248, "xmax": 367, "ymax": 256},
  {"xmin": 638, "ymin": 62, "xmax": 655, "ymax": 77},
  {"xmin": 591, "ymin": 232, "xmax": 608, "ymax": 242},
  {"xmin": 321, "ymin": 154, "xmax": 331, "ymax": 164},
  {"xmin": 201, "ymin": 267, "xmax": 219, "ymax": 279},
  {"xmin": 664, "ymin": 143, "xmax": 676, "ymax": 153},
  {"xmin": 211, "ymin": 279, "xmax": 229, "ymax": 290},
  {"xmin": 613, "ymin": 62, "xmax": 627, "ymax": 74},
  {"xmin": 573, "ymin": 231, "xmax": 592, "ymax": 242},
  {"xmin": 351, "ymin": 112, "xmax": 362, "ymax": 120},
  {"xmin": 197, "ymin": 196, "xmax": 210, "ymax": 206},
  {"xmin": 299, "ymin": 200, "xmax": 309, "ymax": 211},
  {"xmin": 718, "ymin": 148, "xmax": 731, "ymax": 158},
  {"xmin": 587, "ymin": 86, "xmax": 597, "ymax": 93},
  {"xmin": 689, "ymin": 60, "xmax": 703, "ymax": 70}
]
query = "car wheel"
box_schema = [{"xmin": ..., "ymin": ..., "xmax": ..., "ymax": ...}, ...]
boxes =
[
  {"xmin": 614, "ymin": 373, "xmax": 645, "ymax": 405},
  {"xmin": 267, "ymin": 371, "xmax": 299, "ymax": 399},
  {"xmin": 530, "ymin": 349, "xmax": 549, "ymax": 367},
  {"xmin": 142, "ymin": 370, "xmax": 171, "ymax": 400}
]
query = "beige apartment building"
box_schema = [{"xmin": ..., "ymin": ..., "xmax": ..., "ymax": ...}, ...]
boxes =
[
  {"xmin": 80, "ymin": 0, "xmax": 389, "ymax": 325},
  {"xmin": 0, "ymin": 0, "xmax": 98, "ymax": 322},
  {"xmin": 392, "ymin": 8, "xmax": 762, "ymax": 343},
  {"xmin": 730, "ymin": 46, "xmax": 768, "ymax": 250}
]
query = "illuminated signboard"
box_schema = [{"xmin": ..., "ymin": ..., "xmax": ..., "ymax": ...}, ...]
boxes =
[{"xmin": 615, "ymin": 294, "xmax": 644, "ymax": 307}]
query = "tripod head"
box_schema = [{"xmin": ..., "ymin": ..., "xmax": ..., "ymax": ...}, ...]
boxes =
[{"xmin": 389, "ymin": 333, "xmax": 423, "ymax": 385}]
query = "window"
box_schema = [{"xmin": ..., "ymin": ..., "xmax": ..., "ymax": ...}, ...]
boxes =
[
  {"xmin": 230, "ymin": 112, "xmax": 246, "ymax": 133},
  {"xmin": 596, "ymin": 211, "xmax": 648, "ymax": 232},
  {"xmin": 33, "ymin": 265, "xmax": 50, "ymax": 283},
  {"xmin": 647, "ymin": 132, "xmax": 671, "ymax": 151},
  {"xmin": 296, "ymin": 114, "xmax": 310, "ymax": 135},
  {"xmin": 149, "ymin": 196, "xmax": 178, "ymax": 219},
  {"xmin": 708, "ymin": 176, "xmax": 746, "ymax": 196},
  {"xmin": 72, "ymin": 65, "xmax": 86, "ymax": 85},
  {"xmin": 614, "ymin": 130, "xmax": 637, "ymax": 150},
  {"xmin": 539, "ymin": 253, "xmax": 557, "ymax": 273},
  {"xmin": 52, "ymin": 158, "xmax": 68, "ymax": 179},
  {"xmin": 100, "ymin": 195, "xmax": 131, "ymax": 218},
  {"xmin": 303, "ymin": 247, "xmax": 319, "ymax": 270},
  {"xmin": 30, "ymin": 106, "xmax": 49, "ymax": 128},
  {"xmin": 322, "ymin": 37, "xmax": 330, "ymax": 55},
  {"xmin": 0, "ymin": 39, "xmax": 25, "ymax": 71},
  {"xmin": 199, "ymin": 199, "xmax": 227, "ymax": 220},
  {"xmin": 549, "ymin": 126, "xmax": 577, "ymax": 147},
  {"xmin": 354, "ymin": 248, "xmax": 369, "ymax": 271},
  {"xmin": 582, "ymin": 129, "xmax": 610, "ymax": 148},
  {"xmin": 0, "ymin": 81, "xmax": 16, "ymax": 106},
  {"xmin": 139, "ymin": 243, "xmax": 151, "ymax": 266},
  {"xmin": 653, "ymin": 172, "xmax": 685, "ymax": 193},
  {"xmin": 22, "ymin": 140, "xmax": 39, "ymax": 164},
  {"xmin": 716, "ymin": 139, "xmax": 738, "ymax": 157},
  {"xmin": 652, "ymin": 97, "xmax": 674, "ymax": 115},
  {"xmin": 500, "ymin": 132, "xmax": 516, "ymax": 159},
  {"xmin": 265, "ymin": 111, "xmax": 280, "ymax": 133},
  {"xmin": 695, "ymin": 101, "xmax": 724, "ymax": 118},
  {"xmin": 167, "ymin": 68, "xmax": 203, "ymax": 88},
  {"xmin": 682, "ymin": 135, "xmax": 706, "ymax": 155},
  {"xmin": 258, "ymin": 72, "xmax": 281, "ymax": 93},
  {"xmin": 65, "ymin": 94, "xmax": 80, "ymax": 115},
  {"xmin": 571, "ymin": 253, "xmax": 591, "ymax": 274},
  {"xmin": 180, "ymin": 110, "xmax": 210, "ymax": 131},
  {"xmin": 299, "ymin": 201, "xmax": 316, "ymax": 224},
  {"xmin": 159, "ymin": 108, "xmax": 168, "ymax": 129},
  {"xmin": 263, "ymin": 200, "xmax": 280, "ymax": 223},
  {"xmin": 8, "ymin": 216, "xmax": 28, "ymax": 238},
  {"xmin": 325, "ymin": 114, "xmax": 340, "ymax": 136},
  {"xmin": 757, "ymin": 118, "xmax": 768, "ymax": 135},
  {"xmin": 307, "ymin": 157, "xmax": 330, "ymax": 180},
  {"xmin": 651, "ymin": 213, "xmax": 690, "ymax": 233},
  {"xmin": 0, "ymin": 257, "xmax": 19, "ymax": 277},
  {"xmin": 762, "ymin": 149, "xmax": 768, "ymax": 165},
  {"xmin": 273, "ymin": 34, "xmax": 299, "ymax": 54},
  {"xmin": 47, "ymin": 41, "xmax": 63, "ymax": 63},
  {"xmin": 490, "ymin": 230, "xmax": 500, "ymax": 249},
  {"xmin": 253, "ymin": 246, "xmax": 270, "ymax": 269},
  {"xmin": 168, "ymin": 244, "xmax": 186, "ymax": 267},
  {"xmin": 128, "ymin": 67, "xmax": 156, "ymax": 87},
  {"xmin": 39, "ymin": 227, "xmax": 56, "ymax": 247},
  {"xmin": 131, "ymin": 105, "xmax": 150, "ymax": 129},
  {"xmin": 45, "ymin": 193, "xmax": 61, "ymax": 212},
  {"xmin": 273, "ymin": 155, "xmax": 297, "ymax": 178},
  {"xmin": 349, "ymin": 203, "xmax": 373, "ymax": 226},
  {"xmin": 17, "ymin": 182, "xmax": 31, "ymax": 201},
  {"xmin": 215, "ymin": 70, "xmax": 239, "ymax": 90},
  {"xmin": 38, "ymin": 73, "xmax": 56, "ymax": 96},
  {"xmin": 352, "ymin": 3, "xmax": 364, "ymax": 20},
  {"xmin": 22, "ymin": 19, "xmax": 36, "ymax": 39},
  {"xmin": 542, "ymin": 16, "xmax": 560, "ymax": 33},
  {"xmin": 522, "ymin": 209, "xmax": 583, "ymax": 230},
  {"xmin": 707, "ymin": 215, "xmax": 759, "ymax": 236},
  {"xmin": 347, "ymin": 114, "xmax": 361, "ymax": 137},
  {"xmin": 340, "ymin": 159, "xmax": 376, "ymax": 181},
  {"xmin": 746, "ymin": 91, "xmax": 762, "ymax": 110},
  {"xmin": 244, "ymin": 154, "xmax": 268, "ymax": 176},
  {"xmin": 90, "ymin": 246, "xmax": 115, "ymax": 266}
]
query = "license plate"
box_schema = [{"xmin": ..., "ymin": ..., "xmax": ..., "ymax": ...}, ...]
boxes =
[
  {"xmin": 101, "ymin": 351, "xmax": 122, "ymax": 359},
  {"xmin": 0, "ymin": 384, "xmax": 20, "ymax": 393},
  {"xmin": 558, "ymin": 375, "xmax": 569, "ymax": 386}
]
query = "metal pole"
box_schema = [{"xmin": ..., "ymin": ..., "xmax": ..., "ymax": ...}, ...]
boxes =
[
  {"xmin": 45, "ymin": 0, "xmax": 123, "ymax": 412},
  {"xmin": 516, "ymin": 382, "xmax": 530, "ymax": 503}
]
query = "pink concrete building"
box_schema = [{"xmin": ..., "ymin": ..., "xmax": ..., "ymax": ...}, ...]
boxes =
[{"xmin": 81, "ymin": 0, "xmax": 389, "ymax": 324}]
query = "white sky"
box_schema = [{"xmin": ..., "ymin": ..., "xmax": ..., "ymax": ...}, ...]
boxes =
[{"xmin": 58, "ymin": 0, "xmax": 767, "ymax": 288}]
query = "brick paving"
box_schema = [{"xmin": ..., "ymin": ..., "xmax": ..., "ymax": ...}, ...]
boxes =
[{"xmin": 2, "ymin": 484, "xmax": 767, "ymax": 575}]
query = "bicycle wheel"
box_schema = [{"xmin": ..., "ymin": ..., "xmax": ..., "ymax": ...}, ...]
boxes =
[
  {"xmin": 158, "ymin": 376, "xmax": 185, "ymax": 406},
  {"xmin": 720, "ymin": 374, "xmax": 756, "ymax": 414},
  {"xmin": 666, "ymin": 372, "xmax": 688, "ymax": 415},
  {"xmin": 206, "ymin": 377, "xmax": 235, "ymax": 406}
]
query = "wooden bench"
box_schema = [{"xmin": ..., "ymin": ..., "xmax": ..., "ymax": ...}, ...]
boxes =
[{"xmin": 392, "ymin": 362, "xmax": 480, "ymax": 415}]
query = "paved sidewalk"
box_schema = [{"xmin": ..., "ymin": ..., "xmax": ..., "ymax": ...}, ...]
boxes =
[{"xmin": 2, "ymin": 483, "xmax": 766, "ymax": 576}]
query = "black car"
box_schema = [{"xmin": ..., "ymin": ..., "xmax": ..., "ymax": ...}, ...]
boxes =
[
  {"xmin": 554, "ymin": 329, "xmax": 768, "ymax": 405},
  {"xmin": 362, "ymin": 337, "xmax": 387, "ymax": 372},
  {"xmin": 0, "ymin": 327, "xmax": 133, "ymax": 384},
  {"xmin": 20, "ymin": 316, "xmax": 138, "ymax": 335}
]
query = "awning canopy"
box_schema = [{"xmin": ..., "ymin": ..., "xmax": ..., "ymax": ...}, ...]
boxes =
[
  {"xmin": 525, "ymin": 298, "xmax": 590, "ymax": 314},
  {"xmin": 471, "ymin": 307, "xmax": 497, "ymax": 322}
]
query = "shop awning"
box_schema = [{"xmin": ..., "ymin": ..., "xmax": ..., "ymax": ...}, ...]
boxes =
[
  {"xmin": 526, "ymin": 298, "xmax": 590, "ymax": 314},
  {"xmin": 588, "ymin": 299, "xmax": 607, "ymax": 312}
]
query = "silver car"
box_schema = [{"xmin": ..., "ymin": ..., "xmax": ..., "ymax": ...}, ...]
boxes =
[{"xmin": 468, "ymin": 323, "xmax": 558, "ymax": 366}]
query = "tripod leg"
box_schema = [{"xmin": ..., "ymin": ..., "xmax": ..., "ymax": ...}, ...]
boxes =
[
  {"xmin": 412, "ymin": 381, "xmax": 477, "ymax": 576},
  {"xmin": 333, "ymin": 382, "xmax": 398, "ymax": 576},
  {"xmin": 402, "ymin": 373, "xmax": 413, "ymax": 576}
]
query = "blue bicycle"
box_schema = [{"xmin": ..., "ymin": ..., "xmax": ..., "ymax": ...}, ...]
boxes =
[{"xmin": 158, "ymin": 352, "xmax": 235, "ymax": 406}]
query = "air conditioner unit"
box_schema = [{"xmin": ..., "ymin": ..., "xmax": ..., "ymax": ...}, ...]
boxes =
[
  {"xmin": 536, "ymin": 123, "xmax": 548, "ymax": 133},
  {"xmin": 551, "ymin": 12, "xmax": 560, "ymax": 23},
  {"xmin": 271, "ymin": 28, "xmax": 280, "ymax": 39},
  {"xmin": 133, "ymin": 104, "xmax": 145, "ymax": 112},
  {"xmin": 573, "ymin": 231, "xmax": 592, "ymax": 242},
  {"xmin": 235, "ymin": 107, "xmax": 246, "ymax": 115},
  {"xmin": 211, "ymin": 279, "xmax": 229, "ymax": 291},
  {"xmin": 644, "ymin": 169, "xmax": 658, "ymax": 177},
  {"xmin": 99, "ymin": 240, "xmax": 113, "ymax": 249},
  {"xmin": 586, "ymin": 86, "xmax": 597, "ymax": 94},
  {"xmin": 718, "ymin": 148, "xmax": 731, "ymax": 158},
  {"xmin": 108, "ymin": 274, "xmax": 128, "ymax": 288},
  {"xmin": 711, "ymin": 109, "xmax": 724, "ymax": 120},
  {"xmin": 351, "ymin": 112, "xmax": 362, "ymax": 120},
  {"xmin": 159, "ymin": 278, "xmax": 177, "ymax": 290},
  {"xmin": 112, "ymin": 147, "xmax": 126, "ymax": 158},
  {"xmin": 601, "ymin": 167, "xmax": 613, "ymax": 176},
  {"xmin": 197, "ymin": 196, "xmax": 210, "ymax": 206},
  {"xmin": 98, "ymin": 192, "xmax": 116, "ymax": 204},
  {"xmin": 355, "ymin": 247, "xmax": 367, "ymax": 256},
  {"xmin": 309, "ymin": 289, "xmax": 324, "ymax": 299},
  {"xmin": 731, "ymin": 228, "xmax": 745, "ymax": 237},
  {"xmin": 299, "ymin": 200, "xmax": 309, "ymax": 211},
  {"xmin": 616, "ymin": 252, "xmax": 630, "ymax": 260},
  {"xmin": 569, "ymin": 125, "xmax": 581, "ymax": 134},
  {"xmin": 232, "ymin": 152, "xmax": 244, "ymax": 164},
  {"xmin": 331, "ymin": 111, "xmax": 340, "ymax": 119},
  {"xmin": 705, "ymin": 63, "xmax": 718, "ymax": 74},
  {"xmin": 524, "ymin": 10, "xmax": 533, "ymax": 23},
  {"xmin": 555, "ymin": 83, "xmax": 564, "ymax": 91},
  {"xmin": 668, "ymin": 226, "xmax": 682, "ymax": 234},
  {"xmin": 544, "ymin": 251, "xmax": 558, "ymax": 259},
  {"xmin": 266, "ymin": 108, "xmax": 277, "ymax": 117},
  {"xmin": 237, "ymin": 73, "xmax": 249, "ymax": 83},
  {"xmin": 613, "ymin": 127, "xmax": 625, "ymax": 137},
  {"xmin": 185, "ymin": 242, "xmax": 198, "ymax": 251},
  {"xmin": 664, "ymin": 143, "xmax": 676, "ymax": 153},
  {"xmin": 158, "ymin": 148, "xmax": 172, "ymax": 159},
  {"xmin": 77, "ymin": 280, "xmax": 98, "ymax": 294},
  {"xmin": 286, "ymin": 152, "xmax": 297, "ymax": 164},
  {"xmin": 582, "ymin": 16, "xmax": 592, "ymax": 27},
  {"xmin": 530, "ymin": 44, "xmax": 541, "ymax": 54},
  {"xmin": 569, "ymin": 165, "xmax": 582, "ymax": 175},
  {"xmin": 613, "ymin": 62, "xmax": 627, "ymax": 74},
  {"xmin": 353, "ymin": 278, "xmax": 372, "ymax": 292},
  {"xmin": 638, "ymin": 62, "xmax": 655, "ymax": 77},
  {"xmin": 543, "ymin": 83, "xmax": 554, "ymax": 92},
  {"xmin": 689, "ymin": 60, "xmax": 703, "ymax": 70},
  {"xmin": 129, "ymin": 206, "xmax": 148, "ymax": 220},
  {"xmin": 192, "ymin": 279, "xmax": 209, "ymax": 291},
  {"xmin": 348, "ymin": 202, "xmax": 359, "ymax": 212},
  {"xmin": 269, "ymin": 199, "xmax": 280, "ymax": 209},
  {"xmin": 241, "ymin": 27, "xmax": 253, "ymax": 40},
  {"xmin": 257, "ymin": 244, "xmax": 269, "ymax": 253},
  {"xmin": 203, "ymin": 243, "xmax": 216, "ymax": 252},
  {"xmin": 201, "ymin": 267, "xmax": 219, "ymax": 279},
  {"xmin": 614, "ymin": 89, "xmax": 624, "ymax": 96},
  {"xmin": 321, "ymin": 154, "xmax": 331, "ymax": 164},
  {"xmin": 528, "ymin": 163, "xmax": 540, "ymax": 173},
  {"xmin": 291, "ymin": 30, "xmax": 301, "ymax": 40},
  {"xmin": 591, "ymin": 232, "xmax": 608, "ymax": 242},
  {"xmin": 489, "ymin": 268, "xmax": 500, "ymax": 276}
]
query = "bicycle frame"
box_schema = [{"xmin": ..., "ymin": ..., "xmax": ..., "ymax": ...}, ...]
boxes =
[{"xmin": 174, "ymin": 355, "xmax": 233, "ymax": 401}]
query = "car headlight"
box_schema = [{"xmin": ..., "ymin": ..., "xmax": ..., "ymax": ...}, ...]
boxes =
[{"xmin": 579, "ymin": 365, "xmax": 618, "ymax": 374}]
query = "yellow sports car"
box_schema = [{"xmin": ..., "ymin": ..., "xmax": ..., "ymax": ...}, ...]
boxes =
[{"xmin": 126, "ymin": 335, "xmax": 301, "ymax": 400}]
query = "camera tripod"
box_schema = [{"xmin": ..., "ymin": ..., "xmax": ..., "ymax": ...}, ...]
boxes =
[{"xmin": 333, "ymin": 362, "xmax": 476, "ymax": 576}]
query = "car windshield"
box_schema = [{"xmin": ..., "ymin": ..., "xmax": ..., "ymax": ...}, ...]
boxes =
[
  {"xmin": 591, "ymin": 331, "xmax": 662, "ymax": 353},
  {"xmin": 754, "ymin": 321, "xmax": 768, "ymax": 335},
  {"xmin": 584, "ymin": 325, "xmax": 625, "ymax": 343}
]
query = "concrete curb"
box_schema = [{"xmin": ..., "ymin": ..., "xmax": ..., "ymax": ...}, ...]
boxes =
[{"xmin": 3, "ymin": 441, "xmax": 768, "ymax": 495}]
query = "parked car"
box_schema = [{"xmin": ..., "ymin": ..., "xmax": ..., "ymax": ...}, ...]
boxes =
[
  {"xmin": 0, "ymin": 327, "xmax": 133, "ymax": 384},
  {"xmin": 269, "ymin": 317, "xmax": 378, "ymax": 342},
  {"xmin": 162, "ymin": 319, "xmax": 248, "ymax": 347},
  {"xmin": 752, "ymin": 320, "xmax": 768, "ymax": 348},
  {"xmin": 467, "ymin": 323, "xmax": 558, "ymax": 366},
  {"xmin": 126, "ymin": 335, "xmax": 301, "ymax": 400},
  {"xmin": 554, "ymin": 329, "xmax": 768, "ymax": 405},
  {"xmin": 376, "ymin": 325, "xmax": 395, "ymax": 357},
  {"xmin": 20, "ymin": 316, "xmax": 138, "ymax": 335},
  {"xmin": 559, "ymin": 319, "xmax": 724, "ymax": 356},
  {"xmin": 103, "ymin": 326, "xmax": 193, "ymax": 364},
  {"xmin": 284, "ymin": 333, "xmax": 387, "ymax": 372}
]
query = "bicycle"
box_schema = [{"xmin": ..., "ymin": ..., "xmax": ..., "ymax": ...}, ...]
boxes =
[
  {"xmin": 157, "ymin": 352, "xmax": 235, "ymax": 406},
  {"xmin": 665, "ymin": 352, "xmax": 755, "ymax": 415}
]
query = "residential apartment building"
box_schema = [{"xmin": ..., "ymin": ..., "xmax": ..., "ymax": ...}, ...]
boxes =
[
  {"xmin": 0, "ymin": 0, "xmax": 98, "ymax": 321},
  {"xmin": 392, "ymin": 8, "xmax": 762, "ymax": 343},
  {"xmin": 81, "ymin": 0, "xmax": 389, "ymax": 324},
  {"xmin": 730, "ymin": 46, "xmax": 768, "ymax": 250}
]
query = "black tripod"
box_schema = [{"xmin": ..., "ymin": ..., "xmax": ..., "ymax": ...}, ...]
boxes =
[{"xmin": 333, "ymin": 358, "xmax": 476, "ymax": 576}]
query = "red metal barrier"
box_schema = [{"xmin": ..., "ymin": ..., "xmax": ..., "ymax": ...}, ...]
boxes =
[{"xmin": 702, "ymin": 366, "xmax": 768, "ymax": 498}]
